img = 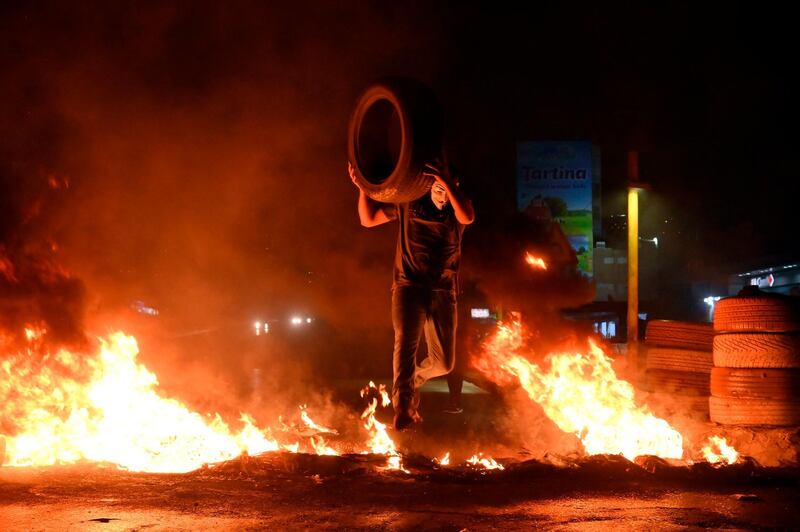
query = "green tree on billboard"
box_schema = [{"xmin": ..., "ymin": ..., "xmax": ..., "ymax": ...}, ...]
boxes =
[{"xmin": 543, "ymin": 196, "xmax": 568, "ymax": 218}]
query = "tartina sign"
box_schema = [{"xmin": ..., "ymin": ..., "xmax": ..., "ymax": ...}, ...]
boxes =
[{"xmin": 517, "ymin": 141, "xmax": 594, "ymax": 275}]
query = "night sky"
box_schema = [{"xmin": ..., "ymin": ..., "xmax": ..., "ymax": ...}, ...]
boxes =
[{"xmin": 1, "ymin": 2, "xmax": 796, "ymax": 364}]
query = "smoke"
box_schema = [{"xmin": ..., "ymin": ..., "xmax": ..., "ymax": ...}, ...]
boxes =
[
  {"xmin": 0, "ymin": 249, "xmax": 87, "ymax": 349},
  {"xmin": 0, "ymin": 2, "xmax": 453, "ymax": 418}
]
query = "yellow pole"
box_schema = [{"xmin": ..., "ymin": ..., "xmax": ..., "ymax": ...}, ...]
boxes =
[{"xmin": 627, "ymin": 150, "xmax": 640, "ymax": 357}]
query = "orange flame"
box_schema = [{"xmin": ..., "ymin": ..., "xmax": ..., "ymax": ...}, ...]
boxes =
[
  {"xmin": 0, "ymin": 330, "xmax": 342, "ymax": 472},
  {"xmin": 360, "ymin": 381, "xmax": 406, "ymax": 472},
  {"xmin": 310, "ymin": 436, "xmax": 338, "ymax": 456},
  {"xmin": 475, "ymin": 318, "xmax": 684, "ymax": 461},
  {"xmin": 701, "ymin": 436, "xmax": 739, "ymax": 466},
  {"xmin": 466, "ymin": 453, "xmax": 504, "ymax": 470},
  {"xmin": 433, "ymin": 451, "xmax": 450, "ymax": 466},
  {"xmin": 525, "ymin": 252, "xmax": 548, "ymax": 270},
  {"xmin": 24, "ymin": 327, "xmax": 45, "ymax": 341},
  {"xmin": 300, "ymin": 406, "xmax": 338, "ymax": 436}
]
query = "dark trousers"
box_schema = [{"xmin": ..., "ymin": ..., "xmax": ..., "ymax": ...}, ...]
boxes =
[{"xmin": 391, "ymin": 285, "xmax": 457, "ymax": 410}]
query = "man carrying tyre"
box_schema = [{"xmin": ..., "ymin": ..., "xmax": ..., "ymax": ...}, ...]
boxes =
[{"xmin": 349, "ymin": 157, "xmax": 475, "ymax": 430}]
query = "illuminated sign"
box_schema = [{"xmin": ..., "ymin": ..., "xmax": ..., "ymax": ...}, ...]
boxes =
[{"xmin": 517, "ymin": 141, "xmax": 595, "ymax": 275}]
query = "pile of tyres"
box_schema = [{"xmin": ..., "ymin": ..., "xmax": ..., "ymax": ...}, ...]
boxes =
[
  {"xmin": 644, "ymin": 320, "xmax": 715, "ymax": 416},
  {"xmin": 710, "ymin": 291, "xmax": 800, "ymax": 426}
]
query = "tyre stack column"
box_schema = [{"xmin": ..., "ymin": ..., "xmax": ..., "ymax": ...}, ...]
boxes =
[
  {"xmin": 711, "ymin": 292, "xmax": 800, "ymax": 426},
  {"xmin": 643, "ymin": 320, "xmax": 715, "ymax": 418}
]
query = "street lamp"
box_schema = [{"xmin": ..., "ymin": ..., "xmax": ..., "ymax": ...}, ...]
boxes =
[{"xmin": 627, "ymin": 151, "xmax": 650, "ymax": 358}]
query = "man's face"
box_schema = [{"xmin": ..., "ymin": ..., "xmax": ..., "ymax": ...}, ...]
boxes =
[{"xmin": 430, "ymin": 182, "xmax": 448, "ymax": 209}]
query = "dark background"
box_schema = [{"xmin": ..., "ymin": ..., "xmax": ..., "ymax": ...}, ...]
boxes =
[{"xmin": 1, "ymin": 2, "xmax": 796, "ymax": 398}]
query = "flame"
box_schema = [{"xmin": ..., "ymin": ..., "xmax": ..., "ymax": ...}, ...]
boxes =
[
  {"xmin": 475, "ymin": 318, "xmax": 684, "ymax": 461},
  {"xmin": 300, "ymin": 406, "xmax": 338, "ymax": 436},
  {"xmin": 0, "ymin": 330, "xmax": 291, "ymax": 472},
  {"xmin": 361, "ymin": 380, "xmax": 391, "ymax": 407},
  {"xmin": 525, "ymin": 252, "xmax": 548, "ymax": 270},
  {"xmin": 466, "ymin": 453, "xmax": 504, "ymax": 470},
  {"xmin": 24, "ymin": 327, "xmax": 45, "ymax": 341},
  {"xmin": 701, "ymin": 436, "xmax": 739, "ymax": 466},
  {"xmin": 360, "ymin": 381, "xmax": 406, "ymax": 472},
  {"xmin": 237, "ymin": 414, "xmax": 280, "ymax": 455},
  {"xmin": 310, "ymin": 436, "xmax": 338, "ymax": 456},
  {"xmin": 281, "ymin": 442, "xmax": 300, "ymax": 453},
  {"xmin": 433, "ymin": 451, "xmax": 450, "ymax": 466}
]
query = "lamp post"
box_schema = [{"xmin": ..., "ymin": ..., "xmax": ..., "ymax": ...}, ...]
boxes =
[{"xmin": 627, "ymin": 151, "xmax": 648, "ymax": 360}]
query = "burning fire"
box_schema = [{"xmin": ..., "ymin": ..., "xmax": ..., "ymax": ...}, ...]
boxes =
[
  {"xmin": 433, "ymin": 451, "xmax": 450, "ymax": 466},
  {"xmin": 360, "ymin": 381, "xmax": 406, "ymax": 472},
  {"xmin": 2, "ymin": 322, "xmax": 742, "ymax": 475},
  {"xmin": 300, "ymin": 406, "xmax": 338, "ymax": 436},
  {"xmin": 433, "ymin": 451, "xmax": 503, "ymax": 470},
  {"xmin": 0, "ymin": 329, "xmax": 343, "ymax": 473},
  {"xmin": 701, "ymin": 436, "xmax": 739, "ymax": 466},
  {"xmin": 475, "ymin": 318, "xmax": 684, "ymax": 461},
  {"xmin": 466, "ymin": 453, "xmax": 504, "ymax": 470},
  {"xmin": 525, "ymin": 252, "xmax": 548, "ymax": 270},
  {"xmin": 310, "ymin": 436, "xmax": 338, "ymax": 456}
]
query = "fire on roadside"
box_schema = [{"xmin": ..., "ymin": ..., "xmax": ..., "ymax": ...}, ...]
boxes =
[
  {"xmin": 525, "ymin": 252, "xmax": 548, "ymax": 270},
  {"xmin": 472, "ymin": 317, "xmax": 741, "ymax": 463}
]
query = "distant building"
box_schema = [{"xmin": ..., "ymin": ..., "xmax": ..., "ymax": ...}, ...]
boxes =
[{"xmin": 729, "ymin": 258, "xmax": 800, "ymax": 296}]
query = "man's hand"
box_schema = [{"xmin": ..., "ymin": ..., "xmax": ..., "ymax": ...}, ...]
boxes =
[
  {"xmin": 422, "ymin": 153, "xmax": 475, "ymax": 225},
  {"xmin": 348, "ymin": 162, "xmax": 363, "ymax": 190},
  {"xmin": 350, "ymin": 160, "xmax": 396, "ymax": 227},
  {"xmin": 422, "ymin": 156, "xmax": 456, "ymax": 189}
]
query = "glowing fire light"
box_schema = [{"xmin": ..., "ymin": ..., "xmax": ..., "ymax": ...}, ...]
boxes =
[
  {"xmin": 282, "ymin": 442, "xmax": 300, "ymax": 453},
  {"xmin": 525, "ymin": 252, "xmax": 548, "ymax": 270},
  {"xmin": 433, "ymin": 451, "xmax": 450, "ymax": 466},
  {"xmin": 475, "ymin": 318, "xmax": 684, "ymax": 461},
  {"xmin": 701, "ymin": 436, "xmax": 740, "ymax": 466},
  {"xmin": 466, "ymin": 453, "xmax": 504, "ymax": 470},
  {"xmin": 1, "ymin": 329, "xmax": 338, "ymax": 472},
  {"xmin": 300, "ymin": 406, "xmax": 338, "ymax": 436},
  {"xmin": 360, "ymin": 381, "xmax": 406, "ymax": 472},
  {"xmin": 310, "ymin": 436, "xmax": 338, "ymax": 456},
  {"xmin": 24, "ymin": 327, "xmax": 44, "ymax": 341}
]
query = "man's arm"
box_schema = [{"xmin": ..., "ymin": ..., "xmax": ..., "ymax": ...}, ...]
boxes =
[
  {"xmin": 350, "ymin": 163, "xmax": 396, "ymax": 227},
  {"xmin": 424, "ymin": 160, "xmax": 475, "ymax": 225}
]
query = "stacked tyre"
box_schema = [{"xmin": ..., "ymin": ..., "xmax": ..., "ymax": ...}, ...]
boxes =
[
  {"xmin": 644, "ymin": 321, "xmax": 715, "ymax": 405},
  {"xmin": 711, "ymin": 292, "xmax": 800, "ymax": 426}
]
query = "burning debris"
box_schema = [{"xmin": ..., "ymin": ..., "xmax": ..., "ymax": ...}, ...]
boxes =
[
  {"xmin": 0, "ymin": 248, "xmax": 761, "ymax": 477},
  {"xmin": 1, "ymin": 315, "xmax": 754, "ymax": 475},
  {"xmin": 472, "ymin": 317, "xmax": 743, "ymax": 464},
  {"xmin": 524, "ymin": 252, "xmax": 548, "ymax": 271},
  {"xmin": 1, "ymin": 327, "xmax": 414, "ymax": 473},
  {"xmin": 1, "ymin": 329, "xmax": 285, "ymax": 472},
  {"xmin": 360, "ymin": 381, "xmax": 406, "ymax": 472},
  {"xmin": 701, "ymin": 436, "xmax": 740, "ymax": 466},
  {"xmin": 430, "ymin": 451, "xmax": 505, "ymax": 471},
  {"xmin": 466, "ymin": 453, "xmax": 505, "ymax": 471}
]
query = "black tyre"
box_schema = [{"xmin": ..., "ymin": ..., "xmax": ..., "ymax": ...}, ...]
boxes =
[
  {"xmin": 714, "ymin": 294, "xmax": 800, "ymax": 333},
  {"xmin": 348, "ymin": 78, "xmax": 443, "ymax": 203}
]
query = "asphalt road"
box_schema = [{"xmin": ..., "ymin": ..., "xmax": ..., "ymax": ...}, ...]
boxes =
[
  {"xmin": 2, "ymin": 383, "xmax": 799, "ymax": 531},
  {"xmin": 2, "ymin": 448, "xmax": 799, "ymax": 531}
]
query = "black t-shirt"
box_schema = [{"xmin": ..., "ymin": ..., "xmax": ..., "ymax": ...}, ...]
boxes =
[{"xmin": 386, "ymin": 194, "xmax": 464, "ymax": 291}]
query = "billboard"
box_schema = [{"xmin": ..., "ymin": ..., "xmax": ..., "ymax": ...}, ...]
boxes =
[{"xmin": 517, "ymin": 141, "xmax": 594, "ymax": 275}]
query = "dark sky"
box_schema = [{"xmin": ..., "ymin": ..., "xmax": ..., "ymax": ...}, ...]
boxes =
[{"xmin": 1, "ymin": 2, "xmax": 796, "ymax": 343}]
